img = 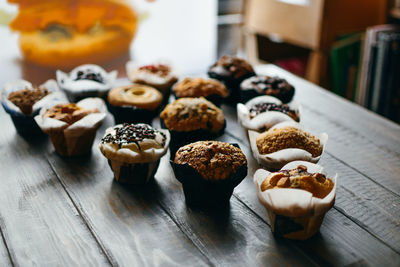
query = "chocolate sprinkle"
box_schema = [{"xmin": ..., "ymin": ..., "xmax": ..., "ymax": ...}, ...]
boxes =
[
  {"xmin": 249, "ymin": 102, "xmax": 299, "ymax": 121},
  {"xmin": 101, "ymin": 123, "xmax": 166, "ymax": 150},
  {"xmin": 74, "ymin": 69, "xmax": 105, "ymax": 84}
]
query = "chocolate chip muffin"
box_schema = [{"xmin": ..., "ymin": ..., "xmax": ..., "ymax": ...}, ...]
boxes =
[
  {"xmin": 248, "ymin": 102, "xmax": 299, "ymax": 122},
  {"xmin": 8, "ymin": 86, "xmax": 49, "ymax": 115},
  {"xmin": 208, "ymin": 55, "xmax": 255, "ymax": 104},
  {"xmin": 173, "ymin": 77, "xmax": 228, "ymax": 106},
  {"xmin": 256, "ymin": 126, "xmax": 322, "ymax": 157},
  {"xmin": 160, "ymin": 97, "xmax": 226, "ymax": 156},
  {"xmin": 99, "ymin": 123, "xmax": 170, "ymax": 184},
  {"xmin": 240, "ymin": 75, "xmax": 295, "ymax": 103},
  {"xmin": 172, "ymin": 141, "xmax": 247, "ymax": 207},
  {"xmin": 260, "ymin": 164, "xmax": 334, "ymax": 199}
]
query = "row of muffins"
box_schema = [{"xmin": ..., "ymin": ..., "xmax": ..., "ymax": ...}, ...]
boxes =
[{"xmin": 1, "ymin": 55, "xmax": 336, "ymax": 240}]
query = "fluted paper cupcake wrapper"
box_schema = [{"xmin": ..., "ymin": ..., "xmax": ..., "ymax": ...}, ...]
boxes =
[
  {"xmin": 171, "ymin": 143, "xmax": 247, "ymax": 207},
  {"xmin": 237, "ymin": 95, "xmax": 302, "ymax": 132},
  {"xmin": 254, "ymin": 161, "xmax": 337, "ymax": 240},
  {"xmin": 248, "ymin": 121, "xmax": 328, "ymax": 170},
  {"xmin": 108, "ymin": 159, "xmax": 160, "ymax": 184}
]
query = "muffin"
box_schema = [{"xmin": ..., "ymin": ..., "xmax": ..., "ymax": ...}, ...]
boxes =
[
  {"xmin": 107, "ymin": 84, "xmax": 163, "ymax": 124},
  {"xmin": 254, "ymin": 161, "xmax": 337, "ymax": 240},
  {"xmin": 1, "ymin": 79, "xmax": 64, "ymax": 137},
  {"xmin": 237, "ymin": 95, "xmax": 301, "ymax": 132},
  {"xmin": 126, "ymin": 62, "xmax": 178, "ymax": 98},
  {"xmin": 248, "ymin": 121, "xmax": 328, "ymax": 170},
  {"xmin": 56, "ymin": 64, "xmax": 117, "ymax": 102},
  {"xmin": 160, "ymin": 97, "xmax": 226, "ymax": 156},
  {"xmin": 208, "ymin": 55, "xmax": 255, "ymax": 104},
  {"xmin": 173, "ymin": 77, "xmax": 228, "ymax": 106},
  {"xmin": 99, "ymin": 123, "xmax": 170, "ymax": 184},
  {"xmin": 240, "ymin": 75, "xmax": 295, "ymax": 103},
  {"xmin": 172, "ymin": 141, "xmax": 247, "ymax": 207},
  {"xmin": 35, "ymin": 98, "xmax": 106, "ymax": 156}
]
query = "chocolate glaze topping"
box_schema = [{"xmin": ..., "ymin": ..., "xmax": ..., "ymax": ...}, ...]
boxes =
[
  {"xmin": 249, "ymin": 102, "xmax": 299, "ymax": 121},
  {"xmin": 101, "ymin": 123, "xmax": 166, "ymax": 150}
]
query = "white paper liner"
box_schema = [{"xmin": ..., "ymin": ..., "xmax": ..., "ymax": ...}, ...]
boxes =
[
  {"xmin": 253, "ymin": 161, "xmax": 337, "ymax": 239},
  {"xmin": 237, "ymin": 95, "xmax": 301, "ymax": 132},
  {"xmin": 126, "ymin": 61, "xmax": 178, "ymax": 91},
  {"xmin": 248, "ymin": 122, "xmax": 328, "ymax": 170},
  {"xmin": 99, "ymin": 126, "xmax": 170, "ymax": 164},
  {"xmin": 34, "ymin": 98, "xmax": 106, "ymax": 156},
  {"xmin": 56, "ymin": 64, "xmax": 117, "ymax": 94},
  {"xmin": 2, "ymin": 79, "xmax": 67, "ymax": 115}
]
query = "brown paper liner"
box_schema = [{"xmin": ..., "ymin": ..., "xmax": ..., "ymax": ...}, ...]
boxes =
[{"xmin": 48, "ymin": 128, "xmax": 97, "ymax": 156}]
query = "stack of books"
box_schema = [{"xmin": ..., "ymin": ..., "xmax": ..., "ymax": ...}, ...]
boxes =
[{"xmin": 330, "ymin": 25, "xmax": 400, "ymax": 123}]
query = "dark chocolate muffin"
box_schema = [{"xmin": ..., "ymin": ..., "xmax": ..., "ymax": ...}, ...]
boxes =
[
  {"xmin": 208, "ymin": 55, "xmax": 255, "ymax": 104},
  {"xmin": 172, "ymin": 141, "xmax": 247, "ymax": 207},
  {"xmin": 240, "ymin": 75, "xmax": 295, "ymax": 103}
]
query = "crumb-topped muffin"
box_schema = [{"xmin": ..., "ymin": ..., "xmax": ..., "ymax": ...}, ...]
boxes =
[
  {"xmin": 256, "ymin": 126, "xmax": 322, "ymax": 157},
  {"xmin": 8, "ymin": 86, "xmax": 49, "ymax": 115},
  {"xmin": 208, "ymin": 55, "xmax": 255, "ymax": 104},
  {"xmin": 161, "ymin": 97, "xmax": 224, "ymax": 133},
  {"xmin": 173, "ymin": 77, "xmax": 228, "ymax": 105},
  {"xmin": 107, "ymin": 84, "xmax": 163, "ymax": 124},
  {"xmin": 240, "ymin": 75, "xmax": 295, "ymax": 103},
  {"xmin": 174, "ymin": 141, "xmax": 247, "ymax": 181},
  {"xmin": 99, "ymin": 123, "xmax": 170, "ymax": 184},
  {"xmin": 172, "ymin": 141, "xmax": 248, "ymax": 207},
  {"xmin": 260, "ymin": 164, "xmax": 334, "ymax": 198},
  {"xmin": 35, "ymin": 98, "xmax": 106, "ymax": 156}
]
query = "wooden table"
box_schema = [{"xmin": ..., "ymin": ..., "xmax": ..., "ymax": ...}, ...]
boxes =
[{"xmin": 0, "ymin": 63, "xmax": 400, "ymax": 266}]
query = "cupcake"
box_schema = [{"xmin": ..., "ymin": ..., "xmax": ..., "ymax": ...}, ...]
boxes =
[
  {"xmin": 172, "ymin": 77, "xmax": 228, "ymax": 106},
  {"xmin": 99, "ymin": 123, "xmax": 170, "ymax": 184},
  {"xmin": 1, "ymin": 79, "xmax": 65, "ymax": 137},
  {"xmin": 240, "ymin": 75, "xmax": 295, "ymax": 103},
  {"xmin": 172, "ymin": 141, "xmax": 247, "ymax": 207},
  {"xmin": 237, "ymin": 95, "xmax": 301, "ymax": 132},
  {"xmin": 126, "ymin": 62, "xmax": 178, "ymax": 99},
  {"xmin": 107, "ymin": 84, "xmax": 163, "ymax": 124},
  {"xmin": 160, "ymin": 97, "xmax": 226, "ymax": 157},
  {"xmin": 254, "ymin": 161, "xmax": 337, "ymax": 240},
  {"xmin": 56, "ymin": 64, "xmax": 117, "ymax": 102},
  {"xmin": 208, "ymin": 55, "xmax": 255, "ymax": 104},
  {"xmin": 248, "ymin": 121, "xmax": 328, "ymax": 170},
  {"xmin": 35, "ymin": 98, "xmax": 106, "ymax": 156}
]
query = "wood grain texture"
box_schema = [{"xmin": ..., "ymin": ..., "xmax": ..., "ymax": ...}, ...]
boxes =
[
  {"xmin": 221, "ymin": 105, "xmax": 400, "ymax": 263},
  {"xmin": 45, "ymin": 115, "xmax": 211, "ymax": 267},
  {"xmin": 150, "ymin": 150, "xmax": 317, "ymax": 266},
  {"xmin": 0, "ymin": 113, "xmax": 110, "ymax": 267},
  {"xmin": 0, "ymin": 227, "xmax": 12, "ymax": 267}
]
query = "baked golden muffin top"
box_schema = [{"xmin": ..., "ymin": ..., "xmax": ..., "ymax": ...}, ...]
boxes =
[
  {"xmin": 256, "ymin": 126, "xmax": 322, "ymax": 157},
  {"xmin": 8, "ymin": 86, "xmax": 49, "ymax": 115},
  {"xmin": 174, "ymin": 141, "xmax": 247, "ymax": 181},
  {"xmin": 43, "ymin": 103, "xmax": 98, "ymax": 125},
  {"xmin": 108, "ymin": 84, "xmax": 162, "ymax": 110},
  {"xmin": 160, "ymin": 97, "xmax": 224, "ymax": 133},
  {"xmin": 261, "ymin": 165, "xmax": 334, "ymax": 199},
  {"xmin": 173, "ymin": 77, "xmax": 228, "ymax": 98}
]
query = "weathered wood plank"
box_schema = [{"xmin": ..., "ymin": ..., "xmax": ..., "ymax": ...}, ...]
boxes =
[
  {"xmin": 0, "ymin": 113, "xmax": 110, "ymax": 267},
  {"xmin": 152, "ymin": 152, "xmax": 317, "ymax": 267},
  {"xmin": 221, "ymin": 105, "xmax": 400, "ymax": 262},
  {"xmin": 45, "ymin": 115, "xmax": 211, "ymax": 267},
  {"xmin": 0, "ymin": 227, "xmax": 12, "ymax": 267}
]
